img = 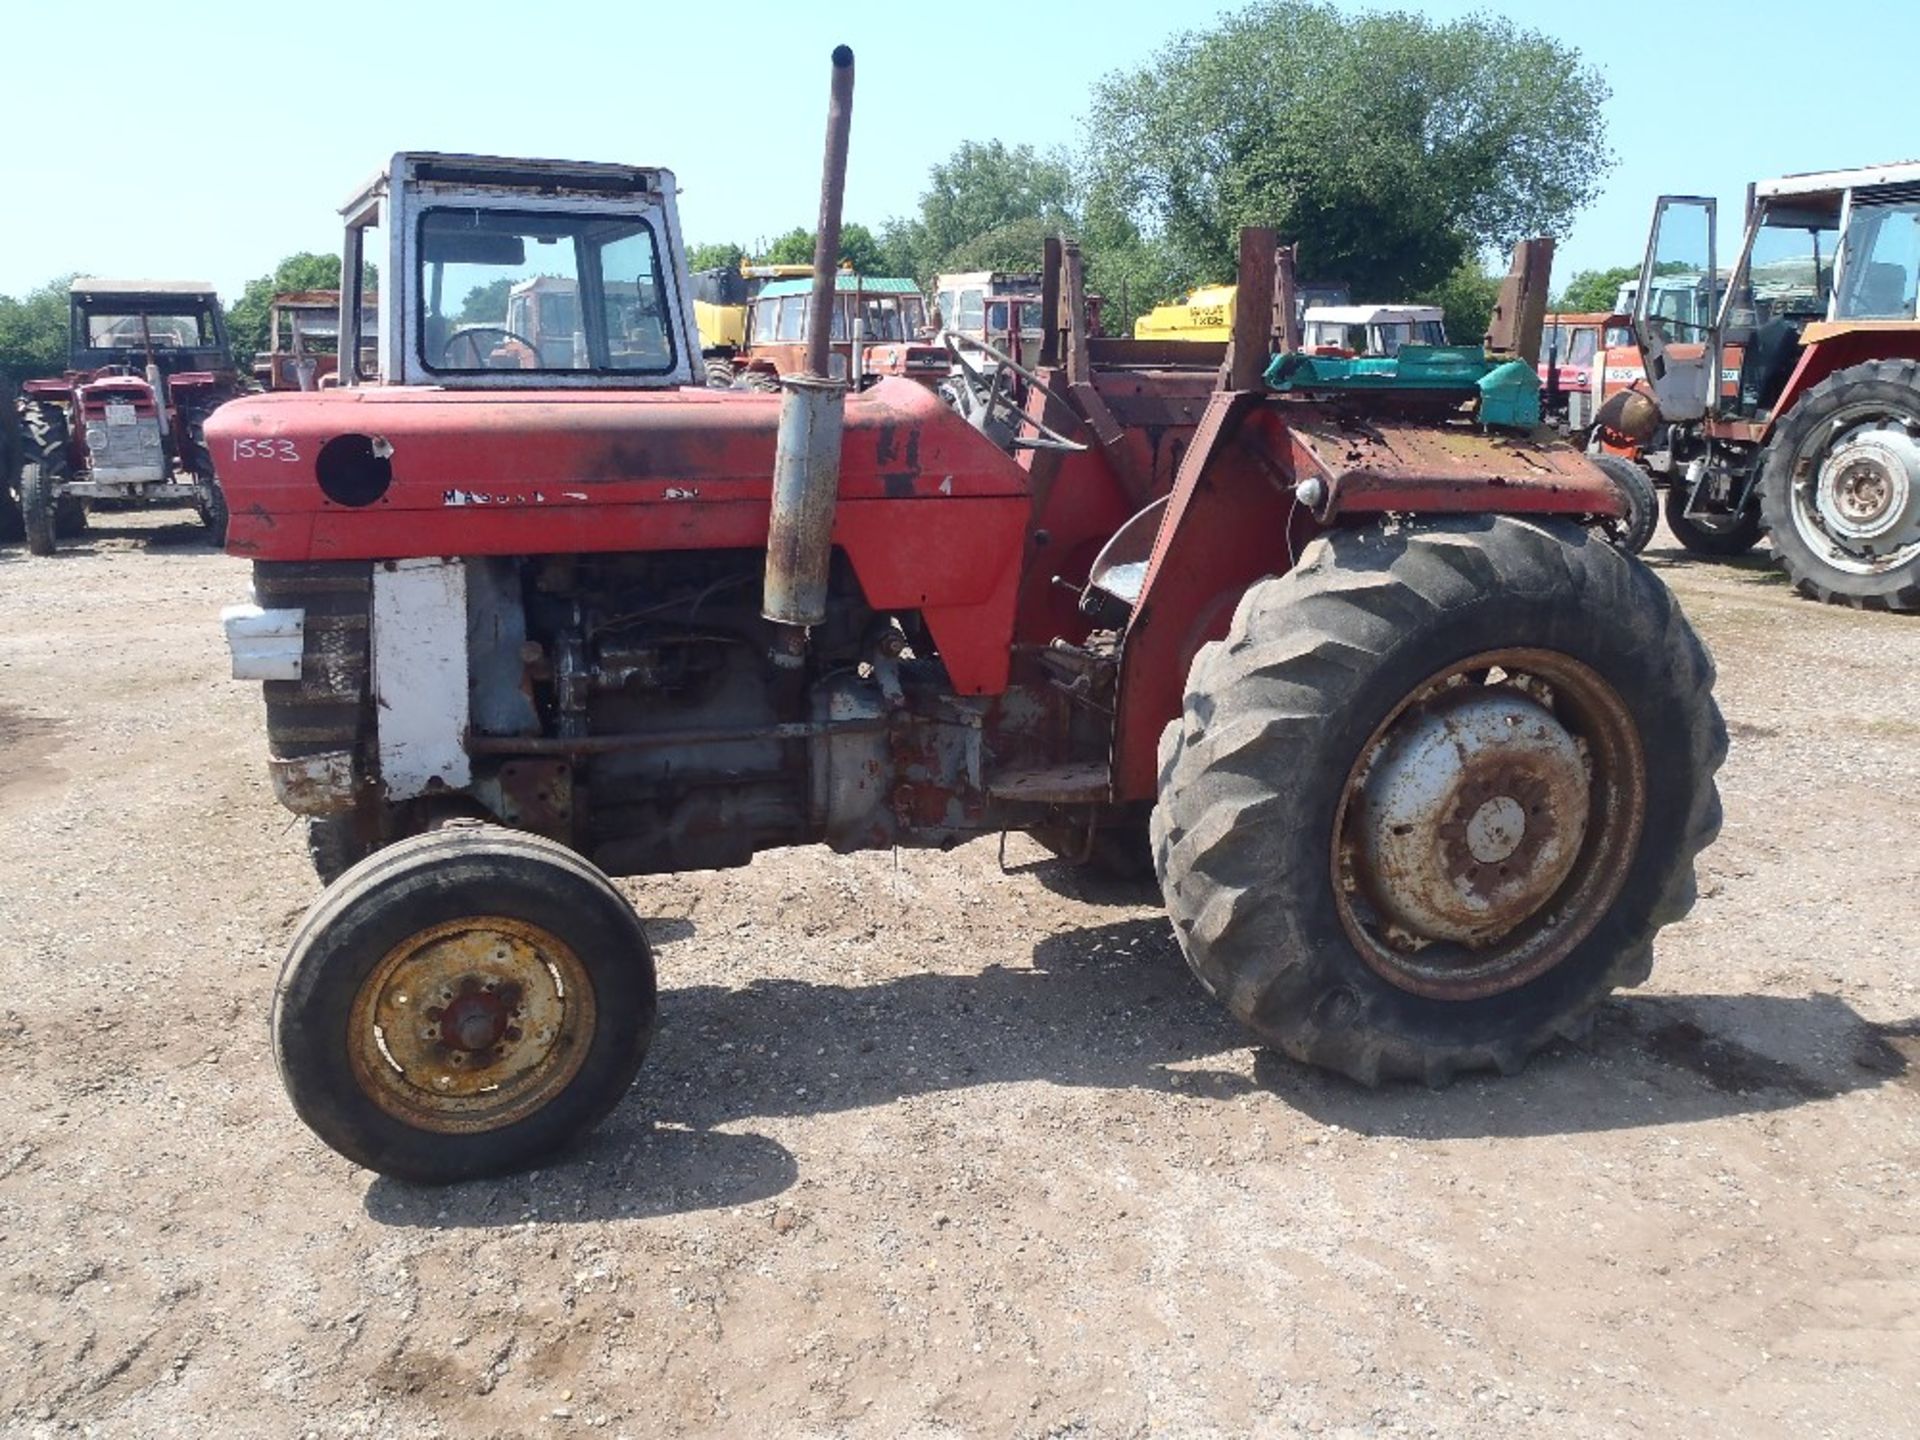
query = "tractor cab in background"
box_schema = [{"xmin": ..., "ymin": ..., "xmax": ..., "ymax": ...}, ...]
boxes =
[{"xmin": 1616, "ymin": 164, "xmax": 1920, "ymax": 605}]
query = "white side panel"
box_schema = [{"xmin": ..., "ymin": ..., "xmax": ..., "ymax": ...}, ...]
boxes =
[{"xmin": 371, "ymin": 558, "xmax": 471, "ymax": 801}]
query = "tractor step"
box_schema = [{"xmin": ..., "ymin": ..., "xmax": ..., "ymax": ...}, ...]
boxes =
[{"xmin": 985, "ymin": 762, "xmax": 1111, "ymax": 804}]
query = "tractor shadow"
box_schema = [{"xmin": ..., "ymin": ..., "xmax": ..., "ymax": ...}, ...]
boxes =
[
  {"xmin": 37, "ymin": 517, "xmax": 217, "ymax": 556},
  {"xmin": 367, "ymin": 915, "xmax": 1911, "ymax": 1225}
]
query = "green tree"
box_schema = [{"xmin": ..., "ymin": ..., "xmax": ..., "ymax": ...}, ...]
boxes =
[
  {"xmin": 1555, "ymin": 264, "xmax": 1638, "ymax": 313},
  {"xmin": 1083, "ymin": 2, "xmax": 1611, "ymax": 299},
  {"xmin": 227, "ymin": 253, "xmax": 349, "ymax": 368},
  {"xmin": 883, "ymin": 141, "xmax": 1075, "ymax": 283},
  {"xmin": 457, "ymin": 276, "xmax": 516, "ymax": 324},
  {"xmin": 1417, "ymin": 258, "xmax": 1503, "ymax": 345},
  {"xmin": 759, "ymin": 222, "xmax": 890, "ymax": 275},
  {"xmin": 0, "ymin": 276, "xmax": 78, "ymax": 380},
  {"xmin": 687, "ymin": 241, "xmax": 747, "ymax": 273}
]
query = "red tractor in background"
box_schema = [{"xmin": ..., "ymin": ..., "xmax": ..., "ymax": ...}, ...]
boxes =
[
  {"xmin": 16, "ymin": 279, "xmax": 243, "ymax": 554},
  {"xmin": 215, "ymin": 52, "xmax": 1722, "ymax": 1184},
  {"xmin": 1605, "ymin": 165, "xmax": 1920, "ymax": 606}
]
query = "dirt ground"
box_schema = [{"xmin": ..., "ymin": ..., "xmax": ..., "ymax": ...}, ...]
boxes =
[{"xmin": 1, "ymin": 511, "xmax": 1916, "ymax": 1440}]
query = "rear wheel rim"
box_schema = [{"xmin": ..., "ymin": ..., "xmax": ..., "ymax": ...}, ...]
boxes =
[
  {"xmin": 1788, "ymin": 403, "xmax": 1920, "ymax": 576},
  {"xmin": 347, "ymin": 916, "xmax": 596, "ymax": 1134},
  {"xmin": 1332, "ymin": 648, "xmax": 1646, "ymax": 1001}
]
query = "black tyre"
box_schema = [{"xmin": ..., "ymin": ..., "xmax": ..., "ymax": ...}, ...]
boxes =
[
  {"xmin": 1151, "ymin": 516, "xmax": 1724, "ymax": 1085},
  {"xmin": 197, "ymin": 478, "xmax": 230, "ymax": 545},
  {"xmin": 1664, "ymin": 481, "xmax": 1761, "ymax": 556},
  {"xmin": 704, "ymin": 357, "xmax": 738, "ymax": 389},
  {"xmin": 1590, "ymin": 454, "xmax": 1658, "ymax": 555},
  {"xmin": 1756, "ymin": 359, "xmax": 1920, "ymax": 611},
  {"xmin": 19, "ymin": 402, "xmax": 70, "ymax": 556},
  {"xmin": 308, "ymin": 815, "xmax": 376, "ymax": 885},
  {"xmin": 1029, "ymin": 813, "xmax": 1156, "ymax": 884},
  {"xmin": 19, "ymin": 461, "xmax": 56, "ymax": 555},
  {"xmin": 274, "ymin": 827, "xmax": 657, "ymax": 1183},
  {"xmin": 741, "ymin": 369, "xmax": 782, "ymax": 393},
  {"xmin": 0, "ymin": 376, "xmax": 22, "ymax": 543}
]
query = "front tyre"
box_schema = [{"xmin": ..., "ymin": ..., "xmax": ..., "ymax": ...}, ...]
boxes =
[
  {"xmin": 273, "ymin": 827, "xmax": 657, "ymax": 1183},
  {"xmin": 1151, "ymin": 517, "xmax": 1724, "ymax": 1085},
  {"xmin": 20, "ymin": 461, "xmax": 56, "ymax": 555},
  {"xmin": 1757, "ymin": 358, "xmax": 1920, "ymax": 611},
  {"xmin": 1664, "ymin": 481, "xmax": 1762, "ymax": 556},
  {"xmin": 1590, "ymin": 454, "xmax": 1657, "ymax": 555}
]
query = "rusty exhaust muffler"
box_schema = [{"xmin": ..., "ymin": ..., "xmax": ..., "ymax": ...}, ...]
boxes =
[{"xmin": 762, "ymin": 45, "xmax": 855, "ymax": 645}]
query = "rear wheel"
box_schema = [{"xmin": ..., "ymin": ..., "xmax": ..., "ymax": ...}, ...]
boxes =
[
  {"xmin": 274, "ymin": 827, "xmax": 657, "ymax": 1183},
  {"xmin": 1151, "ymin": 516, "xmax": 1724, "ymax": 1085},
  {"xmin": 742, "ymin": 369, "xmax": 782, "ymax": 393},
  {"xmin": 704, "ymin": 357, "xmax": 738, "ymax": 389},
  {"xmin": 1590, "ymin": 454, "xmax": 1657, "ymax": 555},
  {"xmin": 1757, "ymin": 359, "xmax": 1920, "ymax": 611},
  {"xmin": 1664, "ymin": 481, "xmax": 1761, "ymax": 556}
]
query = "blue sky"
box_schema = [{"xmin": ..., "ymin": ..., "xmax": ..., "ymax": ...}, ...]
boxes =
[{"xmin": 3, "ymin": 0, "xmax": 1913, "ymax": 302}]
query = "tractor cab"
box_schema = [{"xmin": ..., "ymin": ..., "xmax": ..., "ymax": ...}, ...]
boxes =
[
  {"xmin": 1632, "ymin": 164, "xmax": 1920, "ymax": 427},
  {"xmin": 69, "ymin": 279, "xmax": 231, "ymax": 379},
  {"xmin": 1300, "ymin": 303, "xmax": 1447, "ymax": 356},
  {"xmin": 258, "ymin": 291, "xmax": 379, "ymax": 391},
  {"xmin": 336, "ymin": 153, "xmax": 701, "ymax": 389}
]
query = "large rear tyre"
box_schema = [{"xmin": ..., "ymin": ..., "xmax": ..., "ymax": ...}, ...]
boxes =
[
  {"xmin": 1756, "ymin": 358, "xmax": 1920, "ymax": 612},
  {"xmin": 1590, "ymin": 454, "xmax": 1657, "ymax": 555},
  {"xmin": 1151, "ymin": 516, "xmax": 1724, "ymax": 1085},
  {"xmin": 1664, "ymin": 481, "xmax": 1761, "ymax": 556},
  {"xmin": 704, "ymin": 357, "xmax": 738, "ymax": 389},
  {"xmin": 19, "ymin": 403, "xmax": 81, "ymax": 551},
  {"xmin": 273, "ymin": 827, "xmax": 657, "ymax": 1183}
]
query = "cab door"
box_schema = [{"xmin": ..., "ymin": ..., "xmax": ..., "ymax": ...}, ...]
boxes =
[{"xmin": 1632, "ymin": 196, "xmax": 1718, "ymax": 421}]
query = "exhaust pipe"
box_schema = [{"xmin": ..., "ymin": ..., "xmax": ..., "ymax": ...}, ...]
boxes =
[{"xmin": 762, "ymin": 44, "xmax": 855, "ymax": 640}]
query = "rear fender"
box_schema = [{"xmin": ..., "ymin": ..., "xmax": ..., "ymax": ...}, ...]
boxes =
[
  {"xmin": 1110, "ymin": 396, "xmax": 1625, "ymax": 800},
  {"xmin": 1765, "ymin": 326, "xmax": 1920, "ymax": 440}
]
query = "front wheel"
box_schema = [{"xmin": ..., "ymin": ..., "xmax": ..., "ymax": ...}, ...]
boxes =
[
  {"xmin": 1151, "ymin": 517, "xmax": 1724, "ymax": 1085},
  {"xmin": 273, "ymin": 827, "xmax": 657, "ymax": 1182},
  {"xmin": 196, "ymin": 478, "xmax": 229, "ymax": 545},
  {"xmin": 1590, "ymin": 454, "xmax": 1657, "ymax": 555},
  {"xmin": 1756, "ymin": 358, "xmax": 1920, "ymax": 611},
  {"xmin": 1664, "ymin": 481, "xmax": 1762, "ymax": 556},
  {"xmin": 20, "ymin": 461, "xmax": 56, "ymax": 555}
]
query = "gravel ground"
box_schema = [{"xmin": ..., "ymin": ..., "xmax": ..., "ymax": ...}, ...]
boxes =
[{"xmin": 1, "ymin": 512, "xmax": 1916, "ymax": 1439}]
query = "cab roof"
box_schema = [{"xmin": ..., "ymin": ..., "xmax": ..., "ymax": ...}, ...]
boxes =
[
  {"xmin": 71, "ymin": 278, "xmax": 217, "ymax": 298},
  {"xmin": 756, "ymin": 276, "xmax": 923, "ymax": 300},
  {"xmin": 1757, "ymin": 160, "xmax": 1920, "ymax": 199}
]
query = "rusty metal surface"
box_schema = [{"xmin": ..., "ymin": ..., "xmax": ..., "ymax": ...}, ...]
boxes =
[
  {"xmin": 803, "ymin": 48, "xmax": 856, "ymax": 380},
  {"xmin": 346, "ymin": 916, "xmax": 596, "ymax": 1134},
  {"xmin": 1288, "ymin": 411, "xmax": 1627, "ymax": 518},
  {"xmin": 268, "ymin": 750, "xmax": 359, "ymax": 816},
  {"xmin": 1331, "ymin": 648, "xmax": 1647, "ymax": 1002},
  {"xmin": 1485, "ymin": 238, "xmax": 1554, "ymax": 362},
  {"xmin": 763, "ymin": 374, "xmax": 849, "ymax": 628}
]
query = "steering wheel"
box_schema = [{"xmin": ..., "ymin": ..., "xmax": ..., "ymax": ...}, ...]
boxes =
[
  {"xmin": 441, "ymin": 326, "xmax": 540, "ymax": 369},
  {"xmin": 939, "ymin": 332, "xmax": 1085, "ymax": 452}
]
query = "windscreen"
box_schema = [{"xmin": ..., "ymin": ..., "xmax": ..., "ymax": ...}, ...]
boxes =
[
  {"xmin": 418, "ymin": 207, "xmax": 675, "ymax": 374},
  {"xmin": 80, "ymin": 304, "xmax": 217, "ymax": 349}
]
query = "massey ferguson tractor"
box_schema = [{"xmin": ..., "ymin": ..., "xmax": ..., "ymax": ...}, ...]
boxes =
[
  {"xmin": 15, "ymin": 278, "xmax": 242, "ymax": 554},
  {"xmin": 1605, "ymin": 165, "xmax": 1920, "ymax": 607},
  {"xmin": 214, "ymin": 50, "xmax": 1723, "ymax": 1184}
]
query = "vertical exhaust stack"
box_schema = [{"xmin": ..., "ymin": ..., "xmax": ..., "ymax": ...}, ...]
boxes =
[{"xmin": 762, "ymin": 45, "xmax": 855, "ymax": 642}]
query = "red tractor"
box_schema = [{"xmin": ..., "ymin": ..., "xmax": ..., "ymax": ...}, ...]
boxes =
[
  {"xmin": 1606, "ymin": 166, "xmax": 1920, "ymax": 606},
  {"xmin": 16, "ymin": 278, "xmax": 243, "ymax": 554},
  {"xmin": 214, "ymin": 56, "xmax": 1723, "ymax": 1183}
]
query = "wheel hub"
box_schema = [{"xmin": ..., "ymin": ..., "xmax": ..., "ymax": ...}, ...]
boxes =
[
  {"xmin": 1353, "ymin": 689, "xmax": 1590, "ymax": 947},
  {"xmin": 348, "ymin": 917, "xmax": 592, "ymax": 1133},
  {"xmin": 1814, "ymin": 426, "xmax": 1920, "ymax": 547}
]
